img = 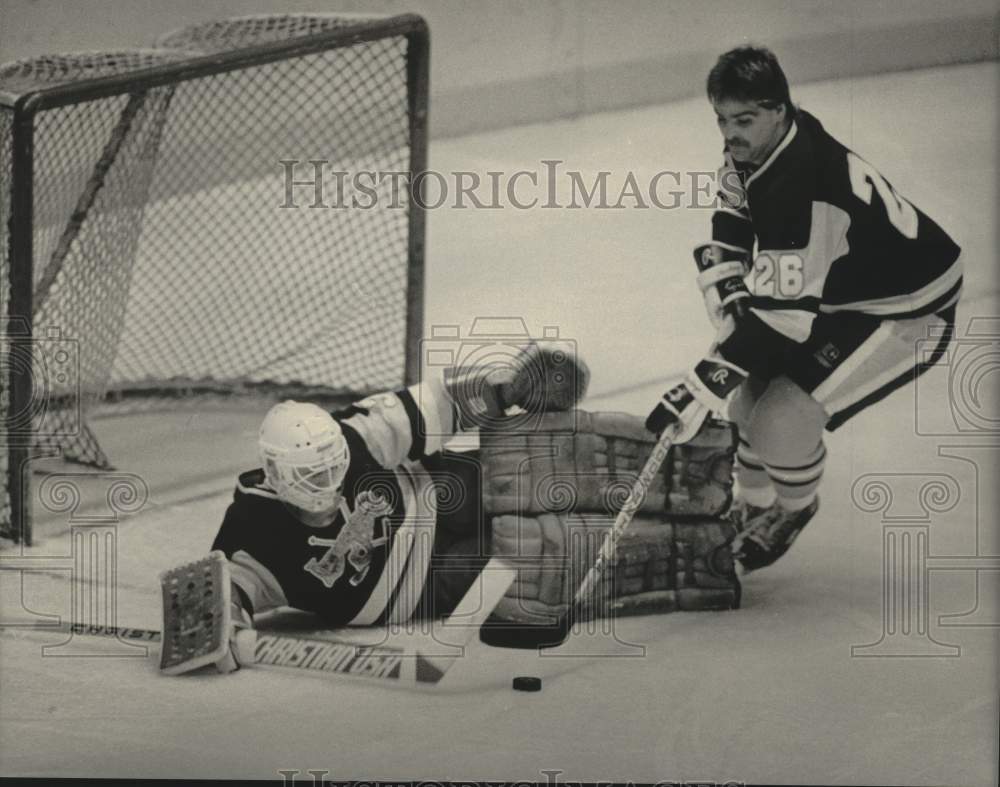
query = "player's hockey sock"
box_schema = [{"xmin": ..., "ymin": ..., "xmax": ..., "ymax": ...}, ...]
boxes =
[
  {"xmin": 764, "ymin": 441, "xmax": 825, "ymax": 511},
  {"xmin": 735, "ymin": 438, "xmax": 776, "ymax": 508},
  {"xmin": 740, "ymin": 484, "xmax": 777, "ymax": 509}
]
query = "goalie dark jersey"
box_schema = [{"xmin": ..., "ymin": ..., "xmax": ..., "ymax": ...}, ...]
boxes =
[
  {"xmin": 712, "ymin": 109, "xmax": 962, "ymax": 345},
  {"xmin": 211, "ymin": 380, "xmax": 462, "ymax": 627}
]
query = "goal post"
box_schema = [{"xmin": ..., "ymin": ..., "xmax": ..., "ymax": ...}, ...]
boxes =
[{"xmin": 0, "ymin": 14, "xmax": 430, "ymax": 544}]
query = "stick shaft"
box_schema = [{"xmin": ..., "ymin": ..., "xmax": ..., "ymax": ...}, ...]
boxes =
[{"xmin": 572, "ymin": 424, "xmax": 677, "ymax": 606}]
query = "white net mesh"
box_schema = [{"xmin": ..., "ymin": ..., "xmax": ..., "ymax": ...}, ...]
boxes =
[{"xmin": 0, "ymin": 14, "xmax": 425, "ymax": 541}]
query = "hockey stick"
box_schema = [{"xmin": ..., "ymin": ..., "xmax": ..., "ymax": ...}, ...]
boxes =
[
  {"xmin": 4, "ymin": 557, "xmax": 515, "ymax": 688},
  {"xmin": 480, "ymin": 423, "xmax": 678, "ymax": 650}
]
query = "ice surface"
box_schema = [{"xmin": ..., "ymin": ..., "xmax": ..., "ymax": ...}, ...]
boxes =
[{"xmin": 1, "ymin": 62, "xmax": 997, "ymax": 784}]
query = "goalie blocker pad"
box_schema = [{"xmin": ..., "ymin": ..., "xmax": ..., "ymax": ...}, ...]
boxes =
[
  {"xmin": 160, "ymin": 551, "xmax": 235, "ymax": 675},
  {"xmin": 490, "ymin": 512, "xmax": 739, "ymax": 625},
  {"xmin": 480, "ymin": 410, "xmax": 736, "ymax": 518}
]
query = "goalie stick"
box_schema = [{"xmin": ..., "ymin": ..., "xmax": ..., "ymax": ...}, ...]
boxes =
[{"xmin": 5, "ymin": 555, "xmax": 515, "ymax": 688}]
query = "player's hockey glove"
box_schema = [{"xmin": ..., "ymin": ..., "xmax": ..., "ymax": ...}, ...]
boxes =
[
  {"xmin": 693, "ymin": 244, "xmax": 750, "ymax": 328},
  {"xmin": 646, "ymin": 356, "xmax": 747, "ymax": 443}
]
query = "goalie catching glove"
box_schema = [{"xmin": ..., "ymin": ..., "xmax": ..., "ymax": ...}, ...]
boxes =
[
  {"xmin": 646, "ymin": 355, "xmax": 747, "ymax": 442},
  {"xmin": 446, "ymin": 340, "xmax": 590, "ymax": 429}
]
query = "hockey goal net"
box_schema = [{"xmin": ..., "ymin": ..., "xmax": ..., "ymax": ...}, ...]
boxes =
[{"xmin": 0, "ymin": 14, "xmax": 429, "ymax": 543}]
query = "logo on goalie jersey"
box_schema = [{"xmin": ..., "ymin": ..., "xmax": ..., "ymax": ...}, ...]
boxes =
[{"xmin": 303, "ymin": 491, "xmax": 392, "ymax": 588}]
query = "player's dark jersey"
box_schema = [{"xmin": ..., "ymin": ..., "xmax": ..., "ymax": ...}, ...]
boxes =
[
  {"xmin": 212, "ymin": 381, "xmax": 459, "ymax": 626},
  {"xmin": 711, "ymin": 109, "xmax": 962, "ymax": 346}
]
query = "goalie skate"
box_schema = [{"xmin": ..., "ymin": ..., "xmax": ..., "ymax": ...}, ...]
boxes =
[{"xmin": 159, "ymin": 551, "xmax": 233, "ymax": 675}]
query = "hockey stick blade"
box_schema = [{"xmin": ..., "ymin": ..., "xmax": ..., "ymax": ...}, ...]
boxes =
[{"xmin": 479, "ymin": 613, "xmax": 571, "ymax": 650}]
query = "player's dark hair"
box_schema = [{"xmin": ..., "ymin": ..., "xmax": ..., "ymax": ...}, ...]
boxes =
[{"xmin": 707, "ymin": 46, "xmax": 794, "ymax": 116}]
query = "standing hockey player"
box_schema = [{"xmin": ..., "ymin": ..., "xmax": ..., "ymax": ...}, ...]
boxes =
[
  {"xmin": 162, "ymin": 341, "xmax": 591, "ymax": 674},
  {"xmin": 646, "ymin": 46, "xmax": 962, "ymax": 572}
]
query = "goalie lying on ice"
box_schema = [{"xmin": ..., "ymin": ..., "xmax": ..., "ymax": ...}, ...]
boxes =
[{"xmin": 165, "ymin": 341, "xmax": 740, "ymax": 673}]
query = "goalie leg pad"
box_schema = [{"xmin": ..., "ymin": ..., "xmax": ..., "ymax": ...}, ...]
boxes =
[
  {"xmin": 667, "ymin": 418, "xmax": 737, "ymax": 518},
  {"xmin": 480, "ymin": 411, "xmax": 736, "ymax": 518},
  {"xmin": 489, "ymin": 512, "xmax": 739, "ymax": 625},
  {"xmin": 480, "ymin": 410, "xmax": 668, "ymax": 515}
]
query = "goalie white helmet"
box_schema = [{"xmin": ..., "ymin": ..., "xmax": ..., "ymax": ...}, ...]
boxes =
[{"xmin": 258, "ymin": 401, "xmax": 350, "ymax": 514}]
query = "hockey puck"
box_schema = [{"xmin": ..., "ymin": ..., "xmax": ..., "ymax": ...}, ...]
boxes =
[{"xmin": 512, "ymin": 676, "xmax": 542, "ymax": 692}]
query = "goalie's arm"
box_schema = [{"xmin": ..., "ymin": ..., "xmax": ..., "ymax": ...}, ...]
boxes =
[
  {"xmin": 336, "ymin": 376, "xmax": 457, "ymax": 470},
  {"xmin": 339, "ymin": 340, "xmax": 591, "ymax": 469}
]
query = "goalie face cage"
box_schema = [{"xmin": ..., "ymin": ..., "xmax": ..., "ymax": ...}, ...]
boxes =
[{"xmin": 0, "ymin": 14, "xmax": 429, "ymax": 544}]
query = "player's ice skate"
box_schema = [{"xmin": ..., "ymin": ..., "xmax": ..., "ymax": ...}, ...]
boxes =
[
  {"xmin": 725, "ymin": 498, "xmax": 771, "ymax": 532},
  {"xmin": 731, "ymin": 497, "xmax": 819, "ymax": 574}
]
